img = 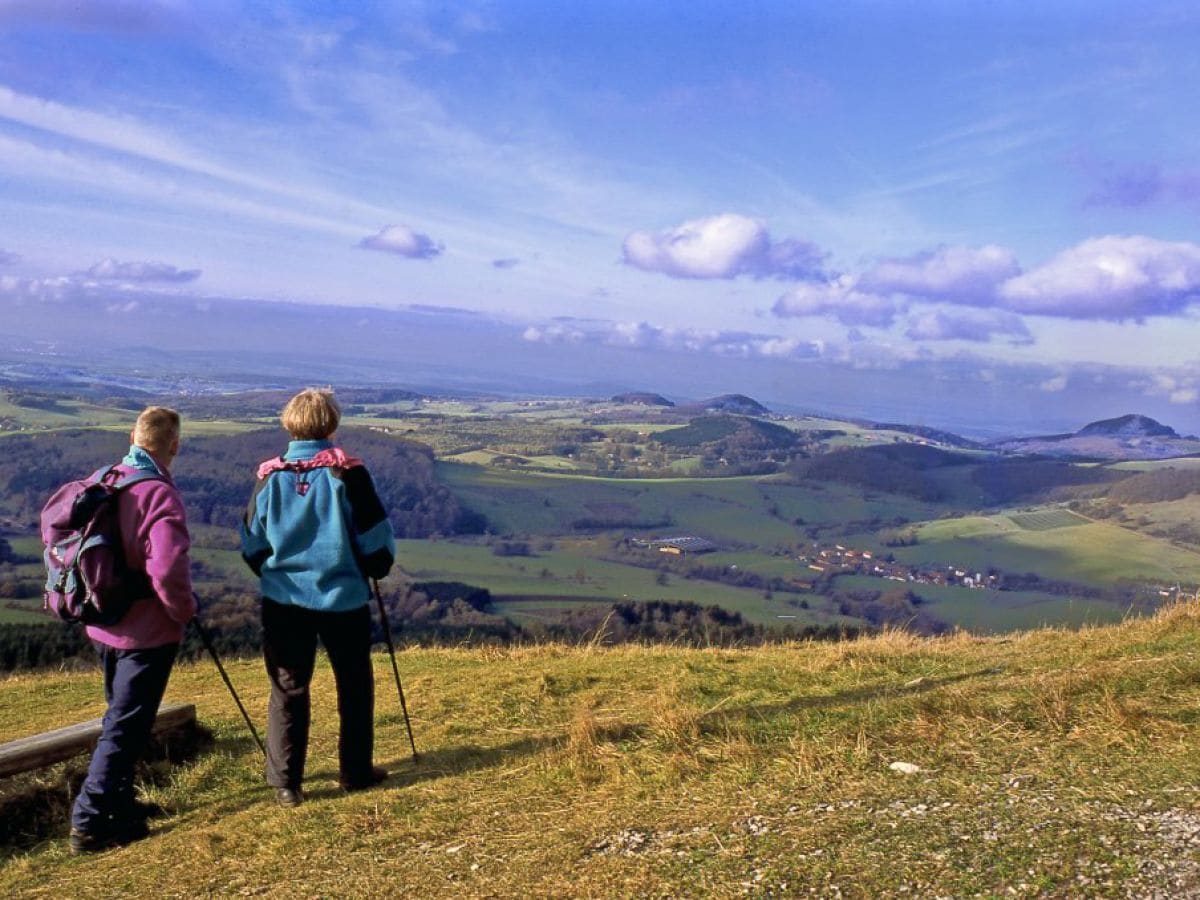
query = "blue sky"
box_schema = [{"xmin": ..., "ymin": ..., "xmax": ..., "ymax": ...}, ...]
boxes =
[{"xmin": 3, "ymin": 1, "xmax": 1200, "ymax": 432}]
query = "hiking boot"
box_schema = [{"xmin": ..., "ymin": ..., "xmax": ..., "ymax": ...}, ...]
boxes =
[
  {"xmin": 339, "ymin": 766, "xmax": 388, "ymax": 793},
  {"xmin": 69, "ymin": 819, "xmax": 150, "ymax": 855},
  {"xmin": 275, "ymin": 787, "xmax": 304, "ymax": 808}
]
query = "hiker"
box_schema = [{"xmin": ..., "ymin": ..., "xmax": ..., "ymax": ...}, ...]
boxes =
[
  {"xmin": 68, "ymin": 407, "xmax": 195, "ymax": 853},
  {"xmin": 240, "ymin": 388, "xmax": 395, "ymax": 807}
]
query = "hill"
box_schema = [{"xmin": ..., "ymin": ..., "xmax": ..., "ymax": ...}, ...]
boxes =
[
  {"xmin": 678, "ymin": 393, "xmax": 770, "ymax": 416},
  {"xmin": 652, "ymin": 414, "xmax": 796, "ymax": 451},
  {"xmin": 609, "ymin": 392, "xmax": 674, "ymax": 407},
  {"xmin": 1078, "ymin": 413, "xmax": 1178, "ymax": 439},
  {"xmin": 993, "ymin": 413, "xmax": 1200, "ymax": 460},
  {"xmin": 5, "ymin": 603, "xmax": 1200, "ymax": 895}
]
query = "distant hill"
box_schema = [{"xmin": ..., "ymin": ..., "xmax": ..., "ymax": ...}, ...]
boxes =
[
  {"xmin": 992, "ymin": 413, "xmax": 1200, "ymax": 460},
  {"xmin": 679, "ymin": 394, "xmax": 770, "ymax": 416},
  {"xmin": 1077, "ymin": 413, "xmax": 1177, "ymax": 439},
  {"xmin": 610, "ymin": 391, "xmax": 675, "ymax": 407},
  {"xmin": 654, "ymin": 415, "xmax": 796, "ymax": 451}
]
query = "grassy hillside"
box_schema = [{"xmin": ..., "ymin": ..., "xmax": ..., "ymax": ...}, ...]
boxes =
[
  {"xmin": 5, "ymin": 604, "xmax": 1200, "ymax": 896},
  {"xmin": 896, "ymin": 510, "xmax": 1200, "ymax": 585}
]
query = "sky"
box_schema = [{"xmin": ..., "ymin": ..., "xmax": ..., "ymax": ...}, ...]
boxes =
[{"xmin": 3, "ymin": 1, "xmax": 1200, "ymax": 435}]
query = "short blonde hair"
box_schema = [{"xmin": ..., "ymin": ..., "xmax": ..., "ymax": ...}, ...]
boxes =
[
  {"xmin": 281, "ymin": 388, "xmax": 341, "ymax": 440},
  {"xmin": 133, "ymin": 406, "xmax": 181, "ymax": 454}
]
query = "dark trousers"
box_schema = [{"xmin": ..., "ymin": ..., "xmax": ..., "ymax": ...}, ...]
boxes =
[
  {"xmin": 261, "ymin": 598, "xmax": 375, "ymax": 789},
  {"xmin": 71, "ymin": 642, "xmax": 178, "ymax": 834}
]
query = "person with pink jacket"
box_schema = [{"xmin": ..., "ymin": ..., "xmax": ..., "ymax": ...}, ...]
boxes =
[{"xmin": 68, "ymin": 407, "xmax": 196, "ymax": 854}]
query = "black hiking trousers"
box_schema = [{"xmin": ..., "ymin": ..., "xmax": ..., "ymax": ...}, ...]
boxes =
[{"xmin": 260, "ymin": 597, "xmax": 375, "ymax": 790}]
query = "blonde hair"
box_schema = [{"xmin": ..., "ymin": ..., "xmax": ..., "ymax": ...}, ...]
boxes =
[
  {"xmin": 133, "ymin": 406, "xmax": 181, "ymax": 454},
  {"xmin": 281, "ymin": 388, "xmax": 341, "ymax": 440}
]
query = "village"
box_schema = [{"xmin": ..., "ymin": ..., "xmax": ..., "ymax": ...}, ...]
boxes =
[
  {"xmin": 794, "ymin": 543, "xmax": 1000, "ymax": 591},
  {"xmin": 631, "ymin": 534, "xmax": 1002, "ymax": 593}
]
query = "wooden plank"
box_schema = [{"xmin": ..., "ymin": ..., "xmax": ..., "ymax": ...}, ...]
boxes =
[{"xmin": 0, "ymin": 702, "xmax": 196, "ymax": 779}]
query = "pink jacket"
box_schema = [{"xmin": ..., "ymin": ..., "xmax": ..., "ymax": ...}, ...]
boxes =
[{"xmin": 85, "ymin": 458, "xmax": 195, "ymax": 649}]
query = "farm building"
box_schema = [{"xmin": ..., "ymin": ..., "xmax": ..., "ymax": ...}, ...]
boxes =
[{"xmin": 652, "ymin": 535, "xmax": 718, "ymax": 555}]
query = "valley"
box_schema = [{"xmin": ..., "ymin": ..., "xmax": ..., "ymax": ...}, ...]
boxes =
[{"xmin": 2, "ymin": 381, "xmax": 1199, "ymax": 669}]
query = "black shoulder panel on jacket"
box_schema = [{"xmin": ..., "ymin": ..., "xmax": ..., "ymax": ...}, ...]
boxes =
[{"xmin": 336, "ymin": 465, "xmax": 389, "ymax": 535}]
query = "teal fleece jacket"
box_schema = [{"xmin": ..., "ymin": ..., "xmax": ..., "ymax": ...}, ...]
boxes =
[{"xmin": 240, "ymin": 440, "xmax": 395, "ymax": 612}]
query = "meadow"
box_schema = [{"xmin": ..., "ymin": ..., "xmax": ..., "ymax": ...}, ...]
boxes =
[{"xmin": 5, "ymin": 601, "xmax": 1200, "ymax": 896}]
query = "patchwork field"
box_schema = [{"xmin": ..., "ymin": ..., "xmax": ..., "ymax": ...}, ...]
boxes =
[{"xmin": 896, "ymin": 512, "xmax": 1200, "ymax": 585}]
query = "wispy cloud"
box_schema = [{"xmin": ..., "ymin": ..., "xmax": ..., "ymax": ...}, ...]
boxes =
[
  {"xmin": 492, "ymin": 257, "xmax": 520, "ymax": 269},
  {"xmin": 0, "ymin": 248, "xmax": 18, "ymax": 265},
  {"xmin": 623, "ymin": 213, "xmax": 825, "ymax": 281},
  {"xmin": 522, "ymin": 317, "xmax": 824, "ymax": 361},
  {"xmin": 1039, "ymin": 373, "xmax": 1069, "ymax": 392},
  {"xmin": 0, "ymin": 84, "xmax": 438, "ymax": 241},
  {"xmin": 85, "ymin": 258, "xmax": 200, "ymax": 283},
  {"xmin": 359, "ymin": 225, "xmax": 443, "ymax": 259},
  {"xmin": 904, "ymin": 308, "xmax": 1032, "ymax": 344},
  {"xmin": 772, "ymin": 276, "xmax": 898, "ymax": 327},
  {"xmin": 1084, "ymin": 163, "xmax": 1200, "ymax": 209}
]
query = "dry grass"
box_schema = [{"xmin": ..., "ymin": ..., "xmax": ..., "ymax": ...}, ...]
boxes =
[{"xmin": 4, "ymin": 602, "xmax": 1200, "ymax": 896}]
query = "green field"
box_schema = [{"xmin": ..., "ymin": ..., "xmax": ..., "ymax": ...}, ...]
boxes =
[
  {"xmin": 1007, "ymin": 508, "xmax": 1089, "ymax": 531},
  {"xmin": 1106, "ymin": 457, "xmax": 1200, "ymax": 472},
  {"xmin": 395, "ymin": 539, "xmax": 847, "ymax": 627},
  {"xmin": 0, "ymin": 394, "xmax": 132, "ymax": 430},
  {"xmin": 832, "ymin": 574, "xmax": 1130, "ymax": 634},
  {"xmin": 896, "ymin": 512, "xmax": 1200, "ymax": 585},
  {"xmin": 439, "ymin": 464, "xmax": 933, "ymax": 547}
]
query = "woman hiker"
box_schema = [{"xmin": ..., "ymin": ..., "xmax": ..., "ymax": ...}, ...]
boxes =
[{"xmin": 240, "ymin": 388, "xmax": 396, "ymax": 806}]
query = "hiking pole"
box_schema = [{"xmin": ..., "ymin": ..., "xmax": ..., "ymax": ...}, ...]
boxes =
[
  {"xmin": 372, "ymin": 578, "xmax": 418, "ymax": 762},
  {"xmin": 190, "ymin": 609, "xmax": 266, "ymax": 757}
]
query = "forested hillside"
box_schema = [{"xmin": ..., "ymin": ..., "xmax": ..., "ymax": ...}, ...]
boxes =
[{"xmin": 0, "ymin": 427, "xmax": 485, "ymax": 538}]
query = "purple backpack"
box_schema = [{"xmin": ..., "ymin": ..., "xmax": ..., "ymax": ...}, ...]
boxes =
[{"xmin": 40, "ymin": 465, "xmax": 162, "ymax": 625}]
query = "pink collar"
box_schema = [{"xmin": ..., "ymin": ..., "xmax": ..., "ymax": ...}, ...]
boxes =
[{"xmin": 257, "ymin": 447, "xmax": 364, "ymax": 480}]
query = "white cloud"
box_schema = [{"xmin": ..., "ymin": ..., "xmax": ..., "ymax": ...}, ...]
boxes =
[
  {"xmin": 860, "ymin": 244, "xmax": 1020, "ymax": 304},
  {"xmin": 998, "ymin": 235, "xmax": 1200, "ymax": 320},
  {"xmin": 904, "ymin": 308, "xmax": 1032, "ymax": 343},
  {"xmin": 1040, "ymin": 374, "xmax": 1069, "ymax": 392},
  {"xmin": 359, "ymin": 225, "xmax": 443, "ymax": 259},
  {"xmin": 523, "ymin": 317, "xmax": 823, "ymax": 360},
  {"xmin": 522, "ymin": 323, "xmax": 585, "ymax": 344},
  {"xmin": 86, "ymin": 258, "xmax": 200, "ymax": 283},
  {"xmin": 0, "ymin": 274, "xmax": 81, "ymax": 302},
  {"xmin": 772, "ymin": 276, "xmax": 898, "ymax": 327},
  {"xmin": 622, "ymin": 213, "xmax": 824, "ymax": 281}
]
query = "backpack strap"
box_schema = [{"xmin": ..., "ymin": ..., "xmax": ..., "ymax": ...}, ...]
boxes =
[
  {"xmin": 112, "ymin": 470, "xmax": 166, "ymax": 491},
  {"xmin": 88, "ymin": 464, "xmax": 120, "ymax": 485}
]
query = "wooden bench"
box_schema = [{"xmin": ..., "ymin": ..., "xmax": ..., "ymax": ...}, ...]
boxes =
[{"xmin": 0, "ymin": 702, "xmax": 197, "ymax": 779}]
